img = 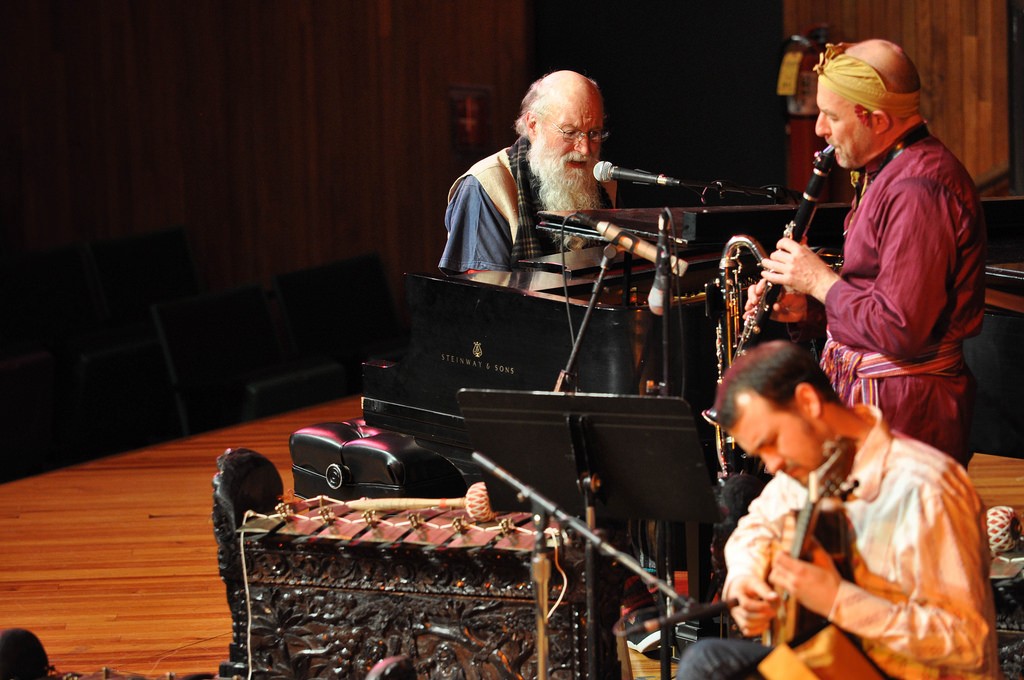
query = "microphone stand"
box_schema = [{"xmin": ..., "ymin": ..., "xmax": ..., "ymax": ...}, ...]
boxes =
[
  {"xmin": 654, "ymin": 208, "xmax": 672, "ymax": 397},
  {"xmin": 620, "ymin": 175, "xmax": 793, "ymax": 205},
  {"xmin": 553, "ymin": 243, "xmax": 618, "ymax": 394},
  {"xmin": 566, "ymin": 413, "xmax": 601, "ymax": 679},
  {"xmin": 532, "ymin": 506, "xmax": 552, "ymax": 680},
  {"xmin": 652, "ymin": 208, "xmax": 677, "ymax": 679},
  {"xmin": 550, "ymin": 241, "xmax": 618, "ymax": 675},
  {"xmin": 701, "ymin": 180, "xmax": 795, "ymax": 204},
  {"xmin": 471, "ymin": 451, "xmax": 692, "ymax": 665}
]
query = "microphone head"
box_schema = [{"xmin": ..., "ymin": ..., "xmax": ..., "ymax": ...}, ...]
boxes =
[
  {"xmin": 593, "ymin": 160, "xmax": 613, "ymax": 182},
  {"xmin": 648, "ymin": 285, "xmax": 666, "ymax": 316}
]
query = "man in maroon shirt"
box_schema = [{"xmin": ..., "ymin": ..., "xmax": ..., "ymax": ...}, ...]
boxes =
[{"xmin": 746, "ymin": 39, "xmax": 986, "ymax": 466}]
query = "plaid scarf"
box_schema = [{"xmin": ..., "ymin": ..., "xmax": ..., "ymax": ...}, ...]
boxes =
[{"xmin": 506, "ymin": 136, "xmax": 613, "ymax": 267}]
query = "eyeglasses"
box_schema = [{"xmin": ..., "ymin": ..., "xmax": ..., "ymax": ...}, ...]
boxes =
[{"xmin": 552, "ymin": 123, "xmax": 610, "ymax": 144}]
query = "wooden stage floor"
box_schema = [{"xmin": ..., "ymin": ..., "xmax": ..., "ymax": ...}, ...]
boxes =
[{"xmin": 1, "ymin": 395, "xmax": 1022, "ymax": 679}]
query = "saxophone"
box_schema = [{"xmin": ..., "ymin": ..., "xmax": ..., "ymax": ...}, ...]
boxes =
[
  {"xmin": 704, "ymin": 234, "xmax": 771, "ymax": 475},
  {"xmin": 734, "ymin": 145, "xmax": 836, "ymax": 356},
  {"xmin": 703, "ymin": 145, "xmax": 836, "ymax": 475}
]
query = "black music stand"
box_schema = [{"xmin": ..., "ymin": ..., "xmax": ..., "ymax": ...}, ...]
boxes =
[
  {"xmin": 457, "ymin": 389, "xmax": 719, "ymax": 523},
  {"xmin": 456, "ymin": 388, "xmax": 720, "ymax": 679}
]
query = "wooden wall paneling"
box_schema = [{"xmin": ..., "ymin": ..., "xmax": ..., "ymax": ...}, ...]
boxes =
[
  {"xmin": 307, "ymin": 2, "xmax": 346, "ymax": 265},
  {"xmin": 376, "ymin": 1, "xmax": 532, "ymax": 300},
  {"xmin": 899, "ymin": 3, "xmax": 917, "ymax": 59},
  {"xmin": 127, "ymin": 5, "xmax": 178, "ymax": 236},
  {"xmin": 375, "ymin": 1, "xmax": 408, "ymax": 276},
  {"xmin": 979, "ymin": 0, "xmax": 997, "ymax": 174},
  {"xmin": 0, "ymin": 1, "xmax": 533, "ymax": 301},
  {"xmin": 410, "ymin": 23, "xmax": 445, "ymax": 279},
  {"xmin": 985, "ymin": 0, "xmax": 1011, "ymax": 182},
  {"xmin": 947, "ymin": 0, "xmax": 967, "ymax": 167},
  {"xmin": 885, "ymin": 0, "xmax": 903, "ymax": 39},
  {"xmin": 249, "ymin": 4, "xmax": 285, "ymax": 278},
  {"xmin": 56, "ymin": 3, "xmax": 92, "ymax": 242},
  {"xmin": 337, "ymin": 0, "xmax": 384, "ymax": 266},
  {"xmin": 840, "ymin": 3, "xmax": 860, "ymax": 41},
  {"xmin": 914, "ymin": 3, "xmax": 936, "ymax": 129},
  {"xmin": 329, "ymin": 2, "xmax": 374, "ymax": 263},
  {"xmin": 38, "ymin": 2, "xmax": 79, "ymax": 247},
  {"xmin": 964, "ymin": 26, "xmax": 982, "ymax": 178},
  {"xmin": 180, "ymin": 3, "xmax": 234, "ymax": 289},
  {"xmin": 867, "ymin": 0, "xmax": 897, "ymax": 39},
  {"xmin": 0, "ymin": 3, "xmax": 39, "ymax": 248},
  {"xmin": 250, "ymin": 6, "xmax": 285, "ymax": 281},
  {"xmin": 73, "ymin": 3, "xmax": 108, "ymax": 236}
]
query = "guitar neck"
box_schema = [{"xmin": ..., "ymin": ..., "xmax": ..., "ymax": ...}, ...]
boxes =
[
  {"xmin": 765, "ymin": 437, "xmax": 856, "ymax": 647},
  {"xmin": 789, "ymin": 502, "xmax": 818, "ymax": 559}
]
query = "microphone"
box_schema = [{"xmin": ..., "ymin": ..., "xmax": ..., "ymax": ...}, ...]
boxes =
[
  {"xmin": 616, "ymin": 599, "xmax": 739, "ymax": 638},
  {"xmin": 573, "ymin": 213, "xmax": 688, "ymax": 278},
  {"xmin": 648, "ymin": 213, "xmax": 670, "ymax": 316},
  {"xmin": 594, "ymin": 161, "xmax": 682, "ymax": 187}
]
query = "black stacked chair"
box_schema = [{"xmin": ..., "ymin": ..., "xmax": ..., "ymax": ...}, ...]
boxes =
[
  {"xmin": 0, "ymin": 244, "xmax": 106, "ymax": 349},
  {"xmin": 89, "ymin": 226, "xmax": 201, "ymax": 325},
  {"xmin": 62, "ymin": 227, "xmax": 204, "ymax": 457},
  {"xmin": 273, "ymin": 252, "xmax": 409, "ymax": 393},
  {"xmin": 0, "ymin": 231, "xmax": 208, "ymax": 468},
  {"xmin": 0, "ymin": 244, "xmax": 107, "ymax": 473},
  {"xmin": 151, "ymin": 284, "xmax": 349, "ymax": 436},
  {"xmin": 965, "ymin": 309, "xmax": 1024, "ymax": 457},
  {"xmin": 0, "ymin": 344, "xmax": 55, "ymax": 482}
]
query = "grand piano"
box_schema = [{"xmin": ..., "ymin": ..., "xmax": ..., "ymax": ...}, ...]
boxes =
[
  {"xmin": 359, "ymin": 203, "xmax": 852, "ymax": 490},
  {"xmin": 287, "ymin": 196, "xmax": 1024, "ymax": 505}
]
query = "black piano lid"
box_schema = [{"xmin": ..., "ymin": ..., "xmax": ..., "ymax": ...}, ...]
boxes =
[{"xmin": 988, "ymin": 262, "xmax": 1024, "ymax": 285}]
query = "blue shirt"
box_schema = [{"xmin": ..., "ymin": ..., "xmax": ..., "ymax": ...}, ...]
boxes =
[{"xmin": 440, "ymin": 176, "xmax": 515, "ymax": 273}]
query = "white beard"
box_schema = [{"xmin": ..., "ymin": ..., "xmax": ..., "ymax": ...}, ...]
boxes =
[{"xmin": 529, "ymin": 138, "xmax": 603, "ymax": 251}]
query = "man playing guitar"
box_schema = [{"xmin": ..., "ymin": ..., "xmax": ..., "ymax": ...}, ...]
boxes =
[{"xmin": 675, "ymin": 341, "xmax": 1001, "ymax": 679}]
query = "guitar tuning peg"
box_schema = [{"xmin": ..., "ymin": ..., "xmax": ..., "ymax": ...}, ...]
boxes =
[{"xmin": 838, "ymin": 478, "xmax": 860, "ymax": 501}]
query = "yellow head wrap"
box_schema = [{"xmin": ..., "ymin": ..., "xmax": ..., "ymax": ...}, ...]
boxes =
[{"xmin": 814, "ymin": 43, "xmax": 919, "ymax": 118}]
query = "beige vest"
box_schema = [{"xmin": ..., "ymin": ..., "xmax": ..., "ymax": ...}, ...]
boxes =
[{"xmin": 447, "ymin": 149, "xmax": 617, "ymax": 244}]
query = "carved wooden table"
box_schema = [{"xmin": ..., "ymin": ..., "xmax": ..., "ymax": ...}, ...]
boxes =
[{"xmin": 215, "ymin": 465, "xmax": 625, "ymax": 679}]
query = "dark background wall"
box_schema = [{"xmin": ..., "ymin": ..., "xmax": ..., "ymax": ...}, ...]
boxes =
[
  {"xmin": 534, "ymin": 1, "xmax": 787, "ymax": 209},
  {"xmin": 0, "ymin": 0, "xmax": 1011, "ymax": 311}
]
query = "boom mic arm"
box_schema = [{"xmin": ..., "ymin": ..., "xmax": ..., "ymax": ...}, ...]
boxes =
[{"xmin": 573, "ymin": 213, "xmax": 689, "ymax": 278}]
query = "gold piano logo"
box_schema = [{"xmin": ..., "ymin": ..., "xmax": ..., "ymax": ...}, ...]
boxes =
[{"xmin": 439, "ymin": 341, "xmax": 517, "ymax": 375}]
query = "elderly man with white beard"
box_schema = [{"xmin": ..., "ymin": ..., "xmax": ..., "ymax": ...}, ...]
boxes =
[{"xmin": 440, "ymin": 70, "xmax": 617, "ymax": 274}]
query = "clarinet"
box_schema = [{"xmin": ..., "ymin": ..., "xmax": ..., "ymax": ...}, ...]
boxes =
[{"xmin": 733, "ymin": 145, "xmax": 836, "ymax": 356}]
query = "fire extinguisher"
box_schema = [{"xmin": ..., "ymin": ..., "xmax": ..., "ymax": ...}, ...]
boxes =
[{"xmin": 777, "ymin": 26, "xmax": 829, "ymax": 191}]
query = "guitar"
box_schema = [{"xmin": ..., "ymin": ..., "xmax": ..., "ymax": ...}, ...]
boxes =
[
  {"xmin": 762, "ymin": 437, "xmax": 856, "ymax": 648},
  {"xmin": 755, "ymin": 438, "xmax": 889, "ymax": 679}
]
